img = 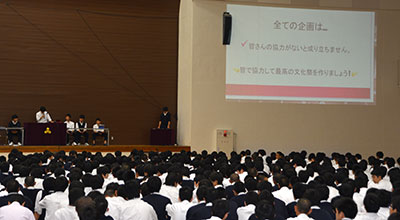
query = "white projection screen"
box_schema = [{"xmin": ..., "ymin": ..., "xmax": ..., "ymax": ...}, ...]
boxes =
[{"xmin": 225, "ymin": 5, "xmax": 376, "ymax": 104}]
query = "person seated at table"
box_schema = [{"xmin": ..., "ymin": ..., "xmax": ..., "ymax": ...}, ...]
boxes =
[
  {"xmin": 36, "ymin": 106, "xmax": 53, "ymax": 123},
  {"xmin": 64, "ymin": 114, "xmax": 75, "ymax": 145},
  {"xmin": 7, "ymin": 114, "xmax": 22, "ymax": 146},
  {"xmin": 73, "ymin": 115, "xmax": 89, "ymax": 146},
  {"xmin": 92, "ymin": 118, "xmax": 107, "ymax": 146},
  {"xmin": 158, "ymin": 107, "xmax": 171, "ymax": 129}
]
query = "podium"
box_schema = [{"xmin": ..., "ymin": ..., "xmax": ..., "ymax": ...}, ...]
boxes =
[
  {"xmin": 150, "ymin": 128, "xmax": 175, "ymax": 145},
  {"xmin": 24, "ymin": 123, "xmax": 67, "ymax": 145}
]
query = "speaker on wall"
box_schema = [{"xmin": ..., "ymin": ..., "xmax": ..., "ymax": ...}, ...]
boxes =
[{"xmin": 223, "ymin": 12, "xmax": 232, "ymax": 45}]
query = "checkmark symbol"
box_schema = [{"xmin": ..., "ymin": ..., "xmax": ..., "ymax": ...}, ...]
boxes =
[{"xmin": 241, "ymin": 40, "xmax": 248, "ymax": 47}]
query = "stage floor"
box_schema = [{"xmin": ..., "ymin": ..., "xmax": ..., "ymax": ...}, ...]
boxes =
[{"xmin": 0, "ymin": 145, "xmax": 190, "ymax": 153}]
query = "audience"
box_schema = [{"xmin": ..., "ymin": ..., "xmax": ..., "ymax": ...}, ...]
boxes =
[{"xmin": 0, "ymin": 148, "xmax": 397, "ymax": 220}]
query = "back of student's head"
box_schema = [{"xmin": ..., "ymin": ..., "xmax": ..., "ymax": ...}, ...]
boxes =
[
  {"xmin": 196, "ymin": 186, "xmax": 209, "ymax": 201},
  {"xmin": 165, "ymin": 172, "xmax": 180, "ymax": 186},
  {"xmin": 302, "ymin": 189, "xmax": 320, "ymax": 206},
  {"xmin": 147, "ymin": 176, "xmax": 162, "ymax": 193},
  {"xmin": 75, "ymin": 196, "xmax": 97, "ymax": 220},
  {"xmin": 339, "ymin": 183, "xmax": 355, "ymax": 198},
  {"xmin": 209, "ymin": 171, "xmax": 223, "ymax": 185},
  {"xmin": 255, "ymin": 200, "xmax": 275, "ymax": 219},
  {"xmin": 43, "ymin": 177, "xmax": 56, "ymax": 192},
  {"xmin": 91, "ymin": 175, "xmax": 104, "ymax": 190},
  {"xmin": 69, "ymin": 188, "xmax": 85, "ymax": 206},
  {"xmin": 293, "ymin": 183, "xmax": 308, "ymax": 200},
  {"xmin": 94, "ymin": 196, "xmax": 108, "ymax": 218},
  {"xmin": 55, "ymin": 176, "xmax": 69, "ymax": 192},
  {"xmin": 125, "ymin": 180, "xmax": 140, "ymax": 199},
  {"xmin": 233, "ymin": 182, "xmax": 246, "ymax": 194},
  {"xmin": 8, "ymin": 194, "xmax": 25, "ymax": 205},
  {"xmin": 364, "ymin": 193, "xmax": 381, "ymax": 213},
  {"xmin": 244, "ymin": 178, "xmax": 258, "ymax": 191},
  {"xmin": 6, "ymin": 179, "xmax": 19, "ymax": 193},
  {"xmin": 333, "ymin": 197, "xmax": 358, "ymax": 219},
  {"xmin": 24, "ymin": 176, "xmax": 35, "ymax": 187},
  {"xmin": 278, "ymin": 175, "xmax": 289, "ymax": 188},
  {"xmin": 245, "ymin": 191, "xmax": 259, "ymax": 206},
  {"xmin": 211, "ymin": 199, "xmax": 230, "ymax": 219},
  {"xmin": 179, "ymin": 186, "xmax": 193, "ymax": 202},
  {"xmin": 296, "ymin": 198, "xmax": 312, "ymax": 214}
]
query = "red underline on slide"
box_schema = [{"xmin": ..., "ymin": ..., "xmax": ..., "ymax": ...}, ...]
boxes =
[{"xmin": 226, "ymin": 84, "xmax": 370, "ymax": 99}]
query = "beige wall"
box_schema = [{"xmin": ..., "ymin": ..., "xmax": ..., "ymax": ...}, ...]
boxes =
[{"xmin": 178, "ymin": 0, "xmax": 400, "ymax": 157}]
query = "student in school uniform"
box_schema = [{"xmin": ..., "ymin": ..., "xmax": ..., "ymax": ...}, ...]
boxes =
[
  {"xmin": 64, "ymin": 114, "xmax": 75, "ymax": 145},
  {"xmin": 287, "ymin": 199, "xmax": 314, "ymax": 220},
  {"xmin": 7, "ymin": 114, "xmax": 22, "ymax": 146},
  {"xmin": 166, "ymin": 187, "xmax": 195, "ymax": 220},
  {"xmin": 36, "ymin": 106, "xmax": 53, "ymax": 123},
  {"xmin": 92, "ymin": 118, "xmax": 107, "ymax": 146},
  {"xmin": 73, "ymin": 115, "xmax": 89, "ymax": 146},
  {"xmin": 158, "ymin": 107, "xmax": 171, "ymax": 129}
]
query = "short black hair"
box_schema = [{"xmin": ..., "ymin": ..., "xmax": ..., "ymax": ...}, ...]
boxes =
[
  {"xmin": 333, "ymin": 197, "xmax": 358, "ymax": 219},
  {"xmin": 371, "ymin": 166, "xmax": 387, "ymax": 178},
  {"xmin": 233, "ymin": 182, "xmax": 246, "ymax": 194},
  {"xmin": 94, "ymin": 196, "xmax": 108, "ymax": 218},
  {"xmin": 211, "ymin": 199, "xmax": 230, "ymax": 218},
  {"xmin": 79, "ymin": 115, "xmax": 86, "ymax": 119},
  {"xmin": 75, "ymin": 197, "xmax": 96, "ymax": 220},
  {"xmin": 245, "ymin": 191, "xmax": 259, "ymax": 205},
  {"xmin": 392, "ymin": 196, "xmax": 400, "ymax": 212},
  {"xmin": 6, "ymin": 179, "xmax": 19, "ymax": 193},
  {"xmin": 24, "ymin": 176, "xmax": 35, "ymax": 187},
  {"xmin": 293, "ymin": 183, "xmax": 307, "ymax": 200},
  {"xmin": 255, "ymin": 200, "xmax": 275, "ymax": 219},
  {"xmin": 196, "ymin": 186, "xmax": 208, "ymax": 201},
  {"xmin": 39, "ymin": 106, "xmax": 46, "ymax": 112},
  {"xmin": 55, "ymin": 176, "xmax": 69, "ymax": 192},
  {"xmin": 296, "ymin": 198, "xmax": 312, "ymax": 214},
  {"xmin": 147, "ymin": 176, "xmax": 161, "ymax": 193},
  {"xmin": 162, "ymin": 107, "xmax": 168, "ymax": 111},
  {"xmin": 66, "ymin": 114, "xmax": 71, "ymax": 118},
  {"xmin": 11, "ymin": 114, "xmax": 18, "ymax": 119},
  {"xmin": 179, "ymin": 186, "xmax": 193, "ymax": 202},
  {"xmin": 8, "ymin": 194, "xmax": 25, "ymax": 205},
  {"xmin": 364, "ymin": 193, "xmax": 380, "ymax": 213},
  {"xmin": 339, "ymin": 183, "xmax": 355, "ymax": 198},
  {"xmin": 69, "ymin": 188, "xmax": 85, "ymax": 206}
]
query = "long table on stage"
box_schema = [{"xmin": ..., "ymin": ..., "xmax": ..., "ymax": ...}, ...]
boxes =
[
  {"xmin": 24, "ymin": 122, "xmax": 67, "ymax": 145},
  {"xmin": 0, "ymin": 145, "xmax": 190, "ymax": 153}
]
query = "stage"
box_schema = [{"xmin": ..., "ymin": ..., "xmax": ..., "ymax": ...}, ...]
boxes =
[{"xmin": 0, "ymin": 145, "xmax": 190, "ymax": 153}]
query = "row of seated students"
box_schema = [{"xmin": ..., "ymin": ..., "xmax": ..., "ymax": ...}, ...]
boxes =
[
  {"xmin": 0, "ymin": 149, "xmax": 399, "ymax": 220},
  {"xmin": 6, "ymin": 114, "xmax": 108, "ymax": 146}
]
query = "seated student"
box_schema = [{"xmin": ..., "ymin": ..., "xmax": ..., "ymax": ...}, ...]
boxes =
[
  {"xmin": 36, "ymin": 106, "xmax": 53, "ymax": 123},
  {"xmin": 7, "ymin": 114, "xmax": 22, "ymax": 146},
  {"xmin": 21, "ymin": 176, "xmax": 41, "ymax": 208},
  {"xmin": 230, "ymin": 182, "xmax": 247, "ymax": 207},
  {"xmin": 236, "ymin": 191, "xmax": 258, "ymax": 220},
  {"xmin": 248, "ymin": 200, "xmax": 276, "ymax": 220},
  {"xmin": 272, "ymin": 175, "xmax": 294, "ymax": 205},
  {"xmin": 0, "ymin": 194, "xmax": 35, "ymax": 220},
  {"xmin": 287, "ymin": 198, "xmax": 313, "ymax": 220},
  {"xmin": 64, "ymin": 114, "xmax": 75, "ymax": 145},
  {"xmin": 0, "ymin": 179, "xmax": 34, "ymax": 212},
  {"xmin": 92, "ymin": 118, "xmax": 107, "ymax": 146},
  {"xmin": 368, "ymin": 166, "xmax": 392, "ymax": 191},
  {"xmin": 119, "ymin": 180, "xmax": 157, "ymax": 220},
  {"xmin": 206, "ymin": 199, "xmax": 230, "ymax": 220},
  {"xmin": 36, "ymin": 177, "xmax": 69, "ymax": 219},
  {"xmin": 160, "ymin": 172, "xmax": 182, "ymax": 203},
  {"xmin": 287, "ymin": 183, "xmax": 308, "ymax": 217},
  {"xmin": 54, "ymin": 188, "xmax": 84, "ymax": 220},
  {"xmin": 142, "ymin": 176, "xmax": 172, "ymax": 220},
  {"xmin": 166, "ymin": 186, "xmax": 194, "ymax": 220},
  {"xmin": 334, "ymin": 197, "xmax": 358, "ymax": 220},
  {"xmin": 354, "ymin": 193, "xmax": 386, "ymax": 220},
  {"xmin": 73, "ymin": 115, "xmax": 89, "ymax": 146},
  {"xmin": 186, "ymin": 186, "xmax": 209, "ymax": 220},
  {"xmin": 302, "ymin": 189, "xmax": 333, "ymax": 220}
]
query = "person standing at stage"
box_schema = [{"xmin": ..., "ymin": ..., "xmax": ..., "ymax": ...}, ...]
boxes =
[
  {"xmin": 64, "ymin": 114, "xmax": 75, "ymax": 145},
  {"xmin": 36, "ymin": 106, "xmax": 53, "ymax": 123},
  {"xmin": 92, "ymin": 118, "xmax": 107, "ymax": 146},
  {"xmin": 73, "ymin": 115, "xmax": 89, "ymax": 146},
  {"xmin": 7, "ymin": 114, "xmax": 22, "ymax": 146},
  {"xmin": 158, "ymin": 107, "xmax": 171, "ymax": 129}
]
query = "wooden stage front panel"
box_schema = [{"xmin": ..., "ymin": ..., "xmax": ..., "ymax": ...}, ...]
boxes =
[{"xmin": 0, "ymin": 145, "xmax": 190, "ymax": 153}]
